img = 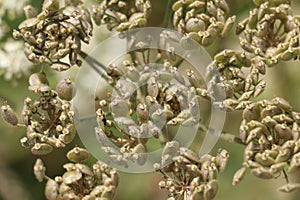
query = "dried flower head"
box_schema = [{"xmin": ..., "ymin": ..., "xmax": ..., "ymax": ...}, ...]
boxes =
[
  {"xmin": 237, "ymin": 1, "xmax": 300, "ymax": 64},
  {"xmin": 20, "ymin": 73, "xmax": 76, "ymax": 155},
  {"xmin": 13, "ymin": 0, "xmax": 93, "ymax": 71},
  {"xmin": 95, "ymin": 55, "xmax": 203, "ymax": 166},
  {"xmin": 172, "ymin": 0, "xmax": 236, "ymax": 46},
  {"xmin": 234, "ymin": 97, "xmax": 300, "ymax": 192},
  {"xmin": 38, "ymin": 147, "xmax": 119, "ymax": 200},
  {"xmin": 208, "ymin": 50, "xmax": 266, "ymax": 110},
  {"xmin": 156, "ymin": 141, "xmax": 229, "ymax": 200},
  {"xmin": 91, "ymin": 0, "xmax": 152, "ymax": 32}
]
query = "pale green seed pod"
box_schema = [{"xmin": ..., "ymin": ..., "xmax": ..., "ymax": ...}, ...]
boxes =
[
  {"xmin": 147, "ymin": 78, "xmax": 159, "ymax": 98},
  {"xmin": 251, "ymin": 167, "xmax": 274, "ymax": 179},
  {"xmin": 221, "ymin": 16, "xmax": 236, "ymax": 37},
  {"xmin": 279, "ymin": 183, "xmax": 300, "ymax": 193},
  {"xmin": 34, "ymin": 159, "xmax": 46, "ymax": 182},
  {"xmin": 45, "ymin": 179, "xmax": 59, "ymax": 200},
  {"xmin": 31, "ymin": 143, "xmax": 53, "ymax": 155},
  {"xmin": 260, "ymin": 105, "xmax": 282, "ymax": 118},
  {"xmin": 50, "ymin": 63, "xmax": 71, "ymax": 71},
  {"xmin": 162, "ymin": 141, "xmax": 179, "ymax": 158},
  {"xmin": 232, "ymin": 167, "xmax": 247, "ymax": 185},
  {"xmin": 101, "ymin": 186, "xmax": 115, "ymax": 199},
  {"xmin": 59, "ymin": 124, "xmax": 76, "ymax": 144},
  {"xmin": 254, "ymin": 153, "xmax": 275, "ymax": 166},
  {"xmin": 273, "ymin": 97, "xmax": 292, "ymax": 111},
  {"xmin": 186, "ymin": 18, "xmax": 206, "ymax": 33},
  {"xmin": 204, "ymin": 180, "xmax": 219, "ymax": 200},
  {"xmin": 172, "ymin": 1, "xmax": 183, "ymax": 11},
  {"xmin": 109, "ymin": 99, "xmax": 130, "ymax": 117},
  {"xmin": 0, "ymin": 103, "xmax": 18, "ymax": 126},
  {"xmin": 67, "ymin": 147, "xmax": 90, "ymax": 163},
  {"xmin": 180, "ymin": 147, "xmax": 201, "ymax": 163},
  {"xmin": 275, "ymin": 149, "xmax": 292, "ymax": 163},
  {"xmin": 216, "ymin": 149, "xmax": 229, "ymax": 172},
  {"xmin": 243, "ymin": 104, "xmax": 260, "ymax": 122},
  {"xmin": 288, "ymin": 152, "xmax": 300, "ymax": 173},
  {"xmin": 56, "ymin": 78, "xmax": 76, "ymax": 101},
  {"xmin": 274, "ymin": 124, "xmax": 293, "ymax": 140},
  {"xmin": 62, "ymin": 170, "xmax": 82, "ymax": 185},
  {"xmin": 270, "ymin": 162, "xmax": 286, "ymax": 174},
  {"xmin": 136, "ymin": 104, "xmax": 149, "ymax": 123}
]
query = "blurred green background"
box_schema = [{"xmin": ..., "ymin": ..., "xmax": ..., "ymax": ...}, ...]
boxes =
[{"xmin": 1, "ymin": 0, "xmax": 300, "ymax": 199}]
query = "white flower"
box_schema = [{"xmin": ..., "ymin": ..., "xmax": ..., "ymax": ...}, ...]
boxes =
[
  {"xmin": 0, "ymin": 0, "xmax": 29, "ymax": 19},
  {"xmin": 0, "ymin": 41, "xmax": 32, "ymax": 80}
]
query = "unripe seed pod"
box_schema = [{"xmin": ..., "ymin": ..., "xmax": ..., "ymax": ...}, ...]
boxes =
[
  {"xmin": 34, "ymin": 159, "xmax": 46, "ymax": 182},
  {"xmin": 56, "ymin": 77, "xmax": 76, "ymax": 101},
  {"xmin": 279, "ymin": 183, "xmax": 300, "ymax": 193},
  {"xmin": 45, "ymin": 179, "xmax": 59, "ymax": 200},
  {"xmin": 275, "ymin": 149, "xmax": 292, "ymax": 163},
  {"xmin": 221, "ymin": 16, "xmax": 236, "ymax": 37},
  {"xmin": 50, "ymin": 63, "xmax": 71, "ymax": 71},
  {"xmin": 251, "ymin": 167, "xmax": 274, "ymax": 179},
  {"xmin": 185, "ymin": 18, "xmax": 205, "ymax": 33},
  {"xmin": 204, "ymin": 180, "xmax": 219, "ymax": 200},
  {"xmin": 136, "ymin": 103, "xmax": 149, "ymax": 123},
  {"xmin": 274, "ymin": 124, "xmax": 293, "ymax": 140},
  {"xmin": 0, "ymin": 103, "xmax": 18, "ymax": 126},
  {"xmin": 232, "ymin": 167, "xmax": 247, "ymax": 185},
  {"xmin": 270, "ymin": 162, "xmax": 286, "ymax": 174},
  {"xmin": 62, "ymin": 170, "xmax": 82, "ymax": 184},
  {"xmin": 67, "ymin": 147, "xmax": 90, "ymax": 163},
  {"xmin": 31, "ymin": 143, "xmax": 53, "ymax": 155}
]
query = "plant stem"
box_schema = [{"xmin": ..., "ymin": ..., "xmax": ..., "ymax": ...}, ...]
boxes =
[
  {"xmin": 79, "ymin": 51, "xmax": 109, "ymax": 82},
  {"xmin": 162, "ymin": 0, "xmax": 174, "ymax": 28}
]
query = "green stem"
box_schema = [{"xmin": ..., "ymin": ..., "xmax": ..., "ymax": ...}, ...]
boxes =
[{"xmin": 162, "ymin": 0, "xmax": 174, "ymax": 28}]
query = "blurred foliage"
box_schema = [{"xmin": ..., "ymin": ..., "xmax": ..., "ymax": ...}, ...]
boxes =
[{"xmin": 1, "ymin": 0, "xmax": 300, "ymax": 199}]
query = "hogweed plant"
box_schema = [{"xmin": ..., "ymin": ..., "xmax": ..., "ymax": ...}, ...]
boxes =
[{"xmin": 1, "ymin": 0, "xmax": 300, "ymax": 199}]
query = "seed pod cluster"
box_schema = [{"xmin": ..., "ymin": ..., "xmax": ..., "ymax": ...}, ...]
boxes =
[
  {"xmin": 156, "ymin": 141, "xmax": 229, "ymax": 200},
  {"xmin": 234, "ymin": 97, "xmax": 300, "ymax": 192},
  {"xmin": 207, "ymin": 50, "xmax": 266, "ymax": 111},
  {"xmin": 91, "ymin": 0, "xmax": 151, "ymax": 32},
  {"xmin": 236, "ymin": 1, "xmax": 300, "ymax": 65},
  {"xmin": 95, "ymin": 55, "xmax": 205, "ymax": 166},
  {"xmin": 40, "ymin": 147, "xmax": 119, "ymax": 200},
  {"xmin": 172, "ymin": 0, "xmax": 236, "ymax": 46},
  {"xmin": 20, "ymin": 73, "xmax": 76, "ymax": 155},
  {"xmin": 13, "ymin": 0, "xmax": 93, "ymax": 71}
]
